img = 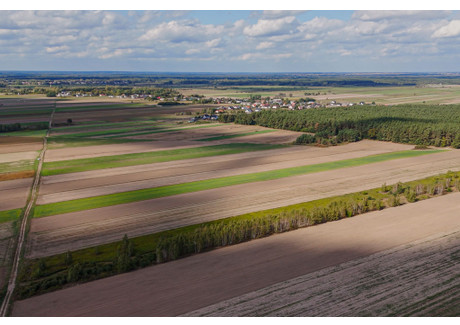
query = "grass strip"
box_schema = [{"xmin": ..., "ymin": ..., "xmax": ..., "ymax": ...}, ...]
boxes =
[
  {"xmin": 18, "ymin": 170, "xmax": 460, "ymax": 300},
  {"xmin": 103, "ymin": 123, "xmax": 223, "ymax": 139},
  {"xmin": 195, "ymin": 129, "xmax": 276, "ymax": 141},
  {"xmin": 0, "ymin": 208, "xmax": 22, "ymax": 223},
  {"xmin": 42, "ymin": 143, "xmax": 282, "ymax": 176},
  {"xmin": 47, "ymin": 137, "xmax": 153, "ymax": 149},
  {"xmin": 34, "ymin": 149, "xmax": 443, "ymax": 218}
]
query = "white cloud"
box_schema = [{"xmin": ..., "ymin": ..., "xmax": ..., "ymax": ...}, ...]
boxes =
[
  {"xmin": 432, "ymin": 20, "xmax": 460, "ymax": 38},
  {"xmin": 353, "ymin": 10, "xmax": 451, "ymax": 21},
  {"xmin": 243, "ymin": 16, "xmax": 298, "ymax": 37},
  {"xmin": 256, "ymin": 41, "xmax": 274, "ymax": 50}
]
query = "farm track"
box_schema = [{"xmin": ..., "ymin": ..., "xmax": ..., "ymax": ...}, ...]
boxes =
[
  {"xmin": 26, "ymin": 148, "xmax": 460, "ymax": 258},
  {"xmin": 12, "ymin": 193, "xmax": 460, "ymax": 316},
  {"xmin": 0, "ymin": 105, "xmax": 55, "ymax": 317},
  {"xmin": 184, "ymin": 229, "xmax": 460, "ymax": 316}
]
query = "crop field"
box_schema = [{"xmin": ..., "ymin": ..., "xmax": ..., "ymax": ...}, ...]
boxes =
[
  {"xmin": 1, "ymin": 96, "xmax": 459, "ymax": 316},
  {"xmin": 180, "ymin": 84, "xmax": 460, "ymax": 105},
  {"xmin": 12, "ymin": 193, "xmax": 460, "ymax": 316},
  {"xmin": 25, "ymin": 146, "xmax": 460, "ymax": 259}
]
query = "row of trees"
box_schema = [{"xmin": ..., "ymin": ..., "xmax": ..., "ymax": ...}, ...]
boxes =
[
  {"xmin": 18, "ymin": 172, "xmax": 460, "ymax": 299},
  {"xmin": 230, "ymin": 105, "xmax": 460, "ymax": 148},
  {"xmin": 0, "ymin": 122, "xmax": 48, "ymax": 133}
]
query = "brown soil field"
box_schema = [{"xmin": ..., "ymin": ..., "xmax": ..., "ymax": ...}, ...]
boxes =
[
  {"xmin": 52, "ymin": 104, "xmax": 207, "ymax": 125},
  {"xmin": 185, "ymin": 229, "xmax": 460, "ymax": 317},
  {"xmin": 37, "ymin": 141, "xmax": 411, "ymax": 204},
  {"xmin": 26, "ymin": 149, "xmax": 460, "ymax": 258},
  {"xmin": 0, "ymin": 171, "xmax": 35, "ymax": 182},
  {"xmin": 0, "ymin": 137, "xmax": 42, "ymax": 154},
  {"xmin": 0, "ymin": 178, "xmax": 33, "ymax": 211},
  {"xmin": 13, "ymin": 193, "xmax": 460, "ymax": 316}
]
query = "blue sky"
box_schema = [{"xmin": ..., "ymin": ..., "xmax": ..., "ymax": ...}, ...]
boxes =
[{"xmin": 1, "ymin": 10, "xmax": 460, "ymax": 72}]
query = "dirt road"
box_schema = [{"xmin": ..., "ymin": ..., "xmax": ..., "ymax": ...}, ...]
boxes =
[{"xmin": 13, "ymin": 193, "xmax": 460, "ymax": 316}]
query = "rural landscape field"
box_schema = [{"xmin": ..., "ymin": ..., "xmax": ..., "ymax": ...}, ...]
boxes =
[{"xmin": 1, "ymin": 9, "xmax": 460, "ymax": 319}]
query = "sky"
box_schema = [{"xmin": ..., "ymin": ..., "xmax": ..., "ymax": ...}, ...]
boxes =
[{"xmin": 1, "ymin": 8, "xmax": 460, "ymax": 72}]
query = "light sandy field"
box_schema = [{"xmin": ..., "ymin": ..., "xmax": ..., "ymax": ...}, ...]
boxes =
[
  {"xmin": 13, "ymin": 193, "xmax": 460, "ymax": 316},
  {"xmin": 185, "ymin": 229, "xmax": 460, "ymax": 317},
  {"xmin": 37, "ymin": 141, "xmax": 411, "ymax": 204},
  {"xmin": 0, "ymin": 151, "xmax": 38, "ymax": 164},
  {"xmin": 26, "ymin": 149, "xmax": 460, "ymax": 258},
  {"xmin": 0, "ymin": 178, "xmax": 33, "ymax": 211}
]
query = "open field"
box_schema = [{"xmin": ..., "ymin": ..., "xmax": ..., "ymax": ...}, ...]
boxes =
[
  {"xmin": 41, "ymin": 143, "xmax": 284, "ymax": 176},
  {"xmin": 37, "ymin": 140, "xmax": 411, "ymax": 204},
  {"xmin": 13, "ymin": 193, "xmax": 460, "ymax": 316},
  {"xmin": 0, "ymin": 178, "xmax": 33, "ymax": 212},
  {"xmin": 181, "ymin": 84, "xmax": 460, "ymax": 105},
  {"xmin": 185, "ymin": 229, "xmax": 460, "ymax": 317},
  {"xmin": 33, "ymin": 149, "xmax": 440, "ymax": 211},
  {"xmin": 0, "ymin": 221, "xmax": 15, "ymax": 289},
  {"xmin": 25, "ymin": 147, "xmax": 459, "ymax": 259}
]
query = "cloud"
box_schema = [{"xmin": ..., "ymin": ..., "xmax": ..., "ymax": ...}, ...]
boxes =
[
  {"xmin": 139, "ymin": 20, "xmax": 223, "ymax": 43},
  {"xmin": 243, "ymin": 16, "xmax": 298, "ymax": 37},
  {"xmin": 256, "ymin": 41, "xmax": 274, "ymax": 50},
  {"xmin": 352, "ymin": 10, "xmax": 452, "ymax": 21},
  {"xmin": 432, "ymin": 20, "xmax": 460, "ymax": 38}
]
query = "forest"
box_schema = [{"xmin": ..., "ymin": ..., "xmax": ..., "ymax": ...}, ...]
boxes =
[{"xmin": 230, "ymin": 104, "xmax": 460, "ymax": 148}]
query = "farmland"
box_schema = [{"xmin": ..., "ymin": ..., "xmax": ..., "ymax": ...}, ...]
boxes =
[
  {"xmin": 12, "ymin": 193, "xmax": 460, "ymax": 316},
  {"xmin": 1, "ymin": 83, "xmax": 460, "ymax": 317}
]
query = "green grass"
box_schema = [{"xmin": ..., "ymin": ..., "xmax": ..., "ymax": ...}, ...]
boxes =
[
  {"xmin": 42, "ymin": 143, "xmax": 285, "ymax": 176},
  {"xmin": 0, "ymin": 159, "xmax": 36, "ymax": 173},
  {"xmin": 195, "ymin": 129, "xmax": 276, "ymax": 141},
  {"xmin": 0, "ymin": 208, "xmax": 22, "ymax": 223},
  {"xmin": 103, "ymin": 123, "xmax": 223, "ymax": 139},
  {"xmin": 0, "ymin": 129, "xmax": 48, "ymax": 137},
  {"xmin": 34, "ymin": 149, "xmax": 443, "ymax": 218},
  {"xmin": 47, "ymin": 137, "xmax": 153, "ymax": 149}
]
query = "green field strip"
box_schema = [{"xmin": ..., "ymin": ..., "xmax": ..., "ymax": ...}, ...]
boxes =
[
  {"xmin": 0, "ymin": 159, "xmax": 36, "ymax": 173},
  {"xmin": 0, "ymin": 129, "xmax": 48, "ymax": 137},
  {"xmin": 47, "ymin": 137, "xmax": 153, "ymax": 149},
  {"xmin": 34, "ymin": 149, "xmax": 443, "ymax": 218},
  {"xmin": 51, "ymin": 125, "xmax": 169, "ymax": 139},
  {"xmin": 55, "ymin": 103, "xmax": 148, "ymax": 112},
  {"xmin": 51, "ymin": 120, "xmax": 163, "ymax": 133},
  {"xmin": 42, "ymin": 143, "xmax": 285, "ymax": 176},
  {"xmin": 0, "ymin": 208, "xmax": 22, "ymax": 223},
  {"xmin": 102, "ymin": 123, "xmax": 224, "ymax": 139},
  {"xmin": 196, "ymin": 129, "xmax": 276, "ymax": 141}
]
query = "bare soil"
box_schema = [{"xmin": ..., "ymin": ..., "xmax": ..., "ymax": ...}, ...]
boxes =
[
  {"xmin": 26, "ymin": 148, "xmax": 460, "ymax": 258},
  {"xmin": 13, "ymin": 193, "xmax": 460, "ymax": 316},
  {"xmin": 0, "ymin": 178, "xmax": 33, "ymax": 211},
  {"xmin": 184, "ymin": 229, "xmax": 460, "ymax": 316}
]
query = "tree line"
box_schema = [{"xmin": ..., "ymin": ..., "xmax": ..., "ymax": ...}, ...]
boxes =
[
  {"xmin": 228, "ymin": 105, "xmax": 460, "ymax": 148},
  {"xmin": 17, "ymin": 171, "xmax": 460, "ymax": 299}
]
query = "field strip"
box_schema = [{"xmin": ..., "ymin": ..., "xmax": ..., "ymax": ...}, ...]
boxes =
[
  {"xmin": 184, "ymin": 229, "xmax": 460, "ymax": 316},
  {"xmin": 101, "ymin": 123, "xmax": 224, "ymax": 139},
  {"xmin": 36, "ymin": 144, "xmax": 419, "ymax": 204},
  {"xmin": 0, "ymin": 178, "xmax": 34, "ymax": 211},
  {"xmin": 0, "ymin": 209, "xmax": 22, "ymax": 224},
  {"xmin": 195, "ymin": 129, "xmax": 277, "ymax": 142},
  {"xmin": 14, "ymin": 193, "xmax": 460, "ymax": 316},
  {"xmin": 41, "ymin": 143, "xmax": 284, "ymax": 176},
  {"xmin": 26, "ymin": 150, "xmax": 460, "ymax": 258},
  {"xmin": 32, "ymin": 149, "xmax": 443, "ymax": 217}
]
